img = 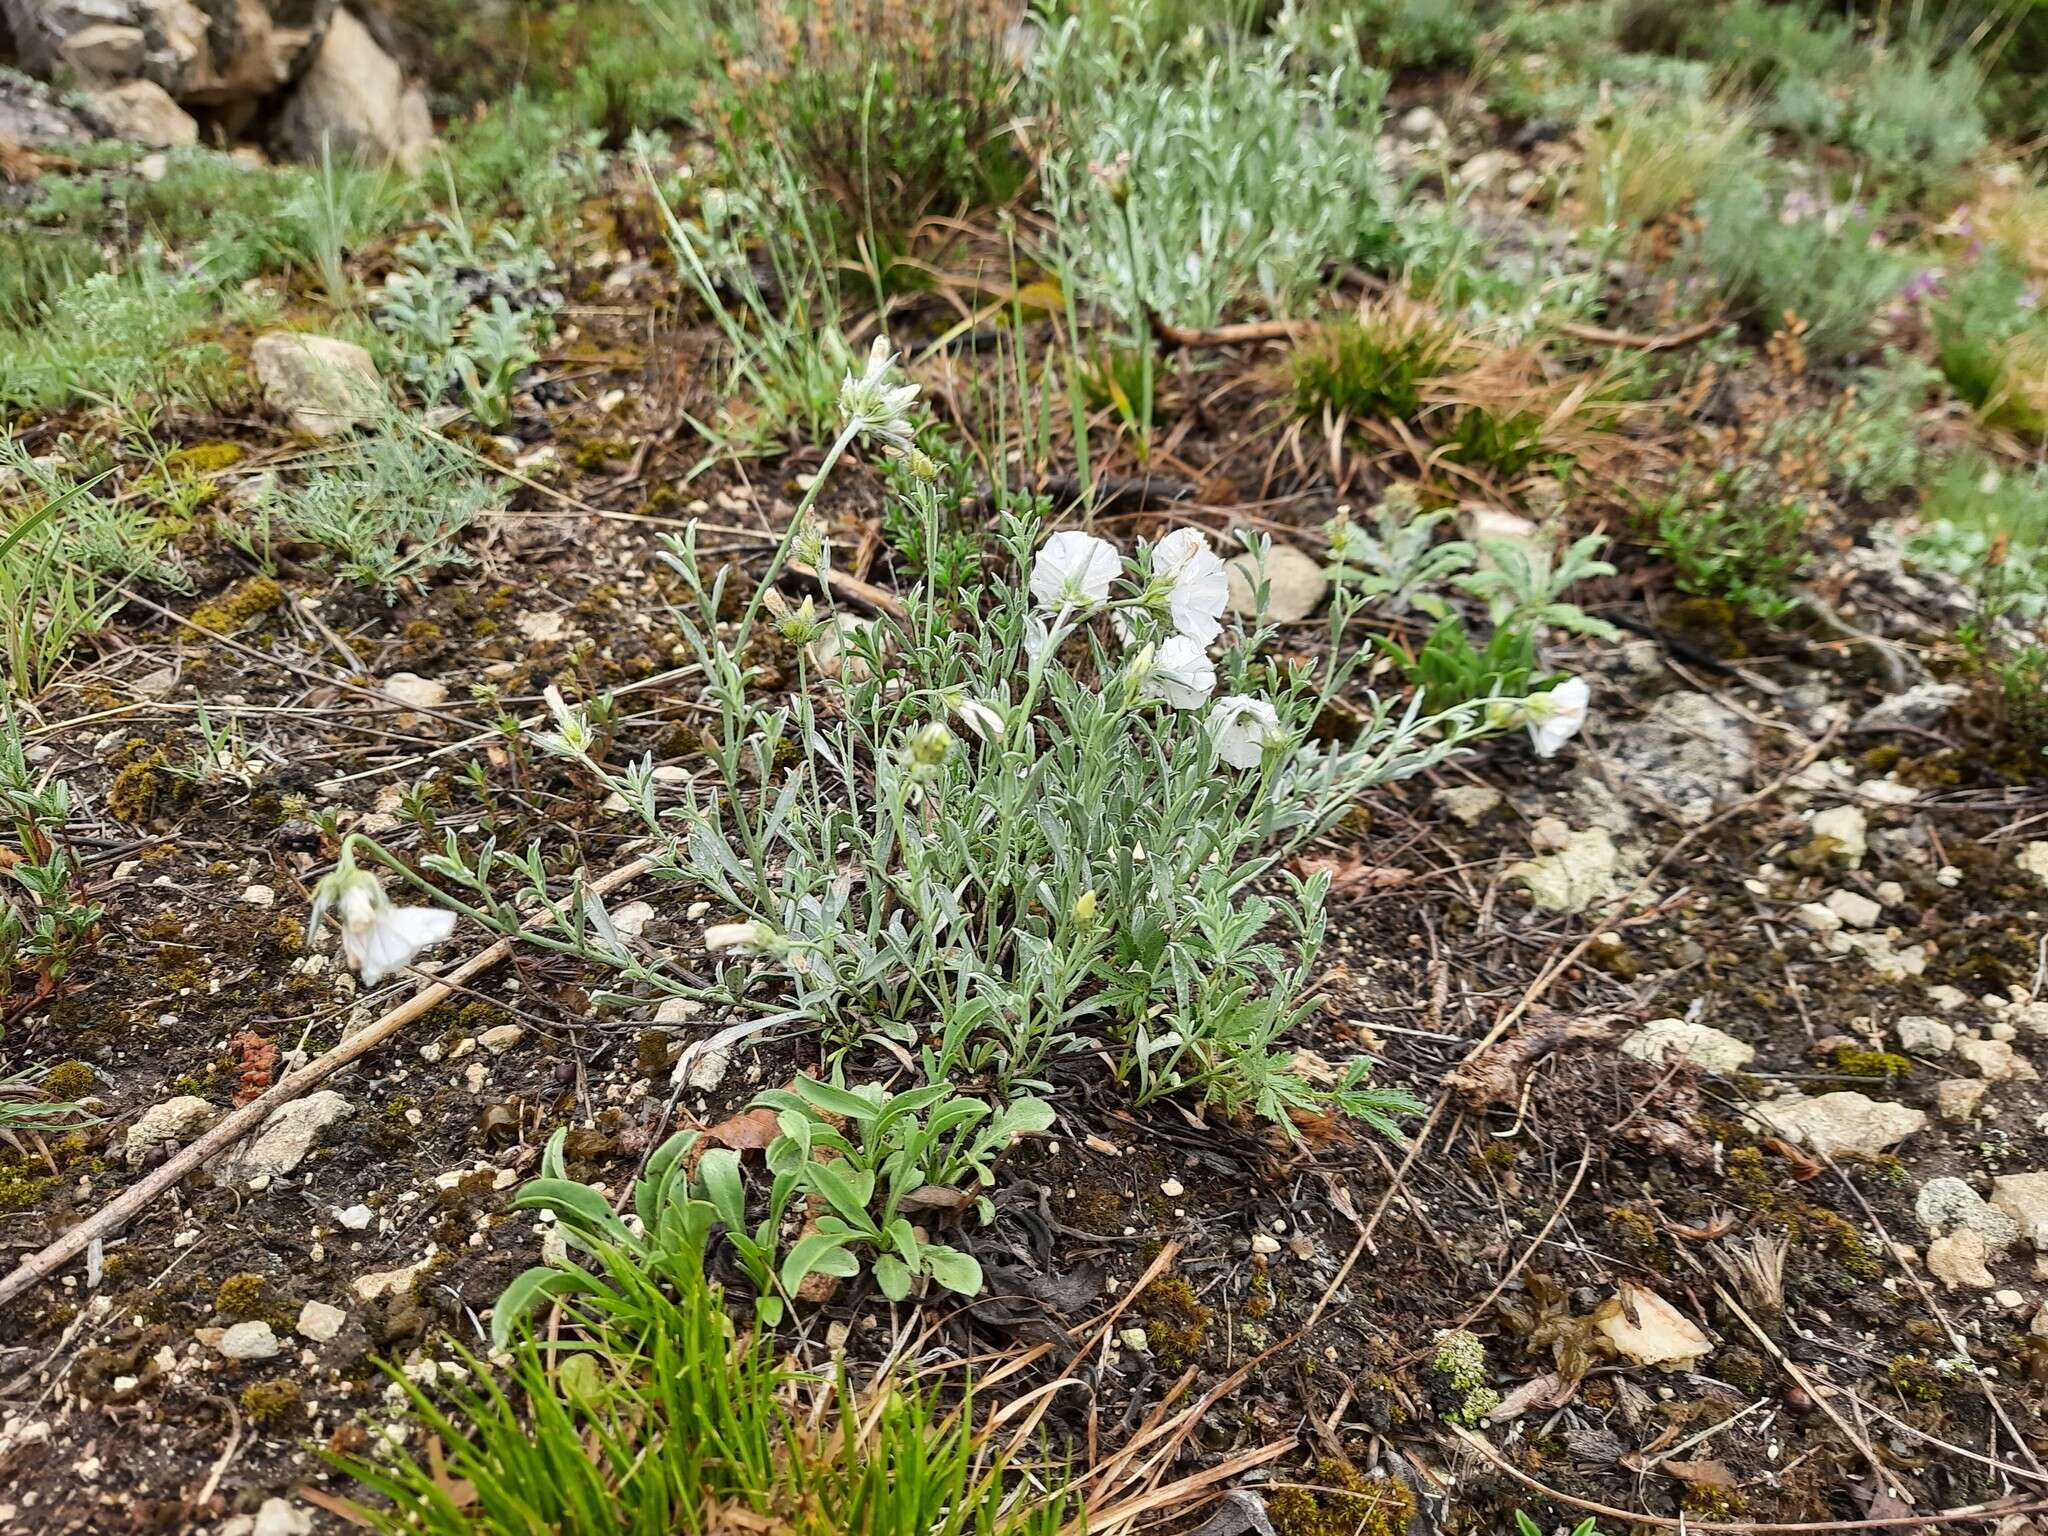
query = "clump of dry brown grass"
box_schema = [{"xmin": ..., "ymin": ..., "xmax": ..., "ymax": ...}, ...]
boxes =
[{"xmin": 1280, "ymin": 292, "xmax": 1650, "ymax": 497}]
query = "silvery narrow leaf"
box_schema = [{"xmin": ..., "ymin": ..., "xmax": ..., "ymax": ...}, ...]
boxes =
[{"xmin": 581, "ymin": 888, "xmax": 630, "ymax": 958}]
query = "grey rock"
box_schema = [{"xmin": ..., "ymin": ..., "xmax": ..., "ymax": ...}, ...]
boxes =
[
  {"xmin": 251, "ymin": 332, "xmax": 381, "ymax": 437},
  {"xmin": 124, "ymin": 1095, "xmax": 216, "ymax": 1167},
  {"xmin": 1855, "ymin": 683, "xmax": 1967, "ymax": 734},
  {"xmin": 273, "ymin": 8, "xmax": 431, "ymax": 168},
  {"xmin": 0, "ymin": 65, "xmax": 107, "ymax": 142},
  {"xmin": 1895, "ymin": 1015, "xmax": 1954, "ymax": 1056},
  {"xmin": 1606, "ymin": 692, "xmax": 1755, "ymax": 823},
  {"xmin": 227, "ymin": 1089, "xmax": 352, "ymax": 1179},
  {"xmin": 1915, "ymin": 1175, "xmax": 2020, "ymax": 1258}
]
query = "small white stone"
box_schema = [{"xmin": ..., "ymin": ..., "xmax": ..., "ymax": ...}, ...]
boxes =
[
  {"xmin": 217, "ymin": 1320, "xmax": 281, "ymax": 1361},
  {"xmin": 240, "ymin": 884, "xmax": 276, "ymax": 908},
  {"xmin": 1160, "ymin": 1178, "xmax": 1185, "ymax": 1198},
  {"xmin": 1824, "ymin": 889, "xmax": 1883, "ymax": 930},
  {"xmin": 1250, "ymin": 1234, "xmax": 1282, "ymax": 1255},
  {"xmin": 253, "ymin": 1497, "xmax": 314, "ymax": 1536},
  {"xmin": 382, "ymin": 672, "xmax": 448, "ymax": 711},
  {"xmin": 477, "ymin": 1025, "xmax": 524, "ymax": 1054},
  {"xmin": 296, "ymin": 1300, "xmax": 347, "ymax": 1343},
  {"xmin": 1796, "ymin": 902, "xmax": 1842, "ymax": 934},
  {"xmin": 1896, "ymin": 1016, "xmax": 1954, "ymax": 1056}
]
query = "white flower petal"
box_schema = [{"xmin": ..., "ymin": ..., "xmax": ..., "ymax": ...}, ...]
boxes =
[
  {"xmin": 345, "ymin": 905, "xmax": 457, "ymax": 986},
  {"xmin": 1209, "ymin": 694, "xmax": 1283, "ymax": 769},
  {"xmin": 1527, "ymin": 675, "xmax": 1590, "ymax": 759},
  {"xmin": 1029, "ymin": 531, "xmax": 1122, "ymax": 612},
  {"xmin": 1144, "ymin": 634, "xmax": 1216, "ymax": 710},
  {"xmin": 1152, "ymin": 527, "xmax": 1229, "ymax": 646}
]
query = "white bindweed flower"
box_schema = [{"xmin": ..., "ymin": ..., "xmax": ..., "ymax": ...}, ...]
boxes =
[
  {"xmin": 1149, "ymin": 527, "xmax": 1229, "ymax": 646},
  {"xmin": 703, "ymin": 920, "xmax": 774, "ymax": 955},
  {"xmin": 1029, "ymin": 530, "xmax": 1121, "ymax": 613},
  {"xmin": 838, "ymin": 335, "xmax": 921, "ymax": 452},
  {"xmin": 1525, "ymin": 675, "xmax": 1591, "ymax": 758},
  {"xmin": 308, "ymin": 860, "xmax": 457, "ymax": 987},
  {"xmin": 1208, "ymin": 694, "xmax": 1288, "ymax": 769},
  {"xmin": 1141, "ymin": 634, "xmax": 1217, "ymax": 710}
]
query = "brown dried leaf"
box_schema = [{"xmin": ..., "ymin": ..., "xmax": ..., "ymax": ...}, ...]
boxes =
[
  {"xmin": 704, "ymin": 1106, "xmax": 781, "ymax": 1152},
  {"xmin": 1663, "ymin": 1459, "xmax": 1736, "ymax": 1489},
  {"xmin": 899, "ymin": 1186, "xmax": 976, "ymax": 1215},
  {"xmin": 1292, "ymin": 853, "xmax": 1414, "ymax": 894}
]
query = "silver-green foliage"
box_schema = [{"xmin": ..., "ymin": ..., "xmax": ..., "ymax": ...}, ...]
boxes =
[
  {"xmin": 252, "ymin": 414, "xmax": 501, "ymax": 595},
  {"xmin": 1040, "ymin": 34, "xmax": 1395, "ymax": 329},
  {"xmin": 373, "ymin": 224, "xmax": 560, "ymax": 429}
]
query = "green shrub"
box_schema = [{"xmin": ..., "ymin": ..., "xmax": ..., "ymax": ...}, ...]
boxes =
[
  {"xmin": 1654, "ymin": 473, "xmax": 1809, "ymax": 621},
  {"xmin": 1040, "ymin": 34, "xmax": 1395, "ymax": 329},
  {"xmin": 1291, "ymin": 300, "xmax": 1460, "ymax": 423},
  {"xmin": 1688, "ymin": 176, "xmax": 1903, "ymax": 359},
  {"xmin": 735, "ymin": 0, "xmax": 1025, "ymax": 265},
  {"xmin": 1931, "ymin": 252, "xmax": 2048, "ymax": 435}
]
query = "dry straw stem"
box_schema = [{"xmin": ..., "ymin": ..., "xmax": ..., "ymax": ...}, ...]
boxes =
[{"xmin": 0, "ymin": 853, "xmax": 658, "ymax": 1308}]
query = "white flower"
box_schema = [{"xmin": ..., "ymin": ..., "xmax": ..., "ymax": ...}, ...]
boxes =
[
  {"xmin": 309, "ymin": 864, "xmax": 457, "ymax": 987},
  {"xmin": 1209, "ymin": 694, "xmax": 1287, "ymax": 769},
  {"xmin": 1029, "ymin": 530, "xmax": 1121, "ymax": 612},
  {"xmin": 1526, "ymin": 676, "xmax": 1590, "ymax": 759},
  {"xmin": 838, "ymin": 336, "xmax": 920, "ymax": 452},
  {"xmin": 953, "ymin": 697, "xmax": 1006, "ymax": 742},
  {"xmin": 704, "ymin": 920, "xmax": 773, "ymax": 955},
  {"xmin": 1141, "ymin": 634, "xmax": 1216, "ymax": 709},
  {"xmin": 1150, "ymin": 527, "xmax": 1230, "ymax": 646}
]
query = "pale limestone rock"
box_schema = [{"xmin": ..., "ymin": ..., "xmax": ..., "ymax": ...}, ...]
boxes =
[
  {"xmin": 1937, "ymin": 1079, "xmax": 1987, "ymax": 1121},
  {"xmin": 1824, "ymin": 889, "xmax": 1882, "ymax": 929},
  {"xmin": 124, "ymin": 1095, "xmax": 216, "ymax": 1167},
  {"xmin": 274, "ymin": 9, "xmax": 433, "ymax": 169},
  {"xmin": 217, "ymin": 1320, "xmax": 280, "ymax": 1360},
  {"xmin": 1508, "ymin": 827, "xmax": 1618, "ymax": 914},
  {"xmin": 1224, "ymin": 544, "xmax": 1327, "ymax": 624},
  {"xmin": 295, "ymin": 1300, "xmax": 346, "ymax": 1342},
  {"xmin": 1750, "ymin": 1091, "xmax": 1926, "ymax": 1159},
  {"xmin": 1809, "ymin": 804, "xmax": 1868, "ymax": 867},
  {"xmin": 1619, "ymin": 1018, "xmax": 1754, "ymax": 1075},
  {"xmin": 1928, "ymin": 1229, "xmax": 1996, "ymax": 1290},
  {"xmin": 83, "ymin": 79, "xmax": 196, "ymax": 146},
  {"xmin": 227, "ymin": 1090, "xmax": 353, "ymax": 1179},
  {"xmin": 1435, "ymin": 785, "xmax": 1502, "ymax": 825},
  {"xmin": 1992, "ymin": 1173, "xmax": 2048, "ymax": 1251},
  {"xmin": 1955, "ymin": 1036, "xmax": 2034, "ymax": 1084},
  {"xmin": 252, "ymin": 332, "xmax": 381, "ymax": 437},
  {"xmin": 382, "ymin": 672, "xmax": 448, "ymax": 710}
]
